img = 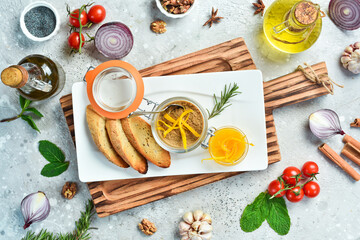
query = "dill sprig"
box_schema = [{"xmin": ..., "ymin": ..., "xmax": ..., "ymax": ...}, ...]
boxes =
[
  {"xmin": 207, "ymin": 83, "xmax": 241, "ymax": 119},
  {"xmin": 22, "ymin": 200, "xmax": 96, "ymax": 240}
]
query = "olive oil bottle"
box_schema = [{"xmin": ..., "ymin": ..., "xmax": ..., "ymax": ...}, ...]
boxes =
[
  {"xmin": 263, "ymin": 0, "xmax": 323, "ymax": 54},
  {"xmin": 1, "ymin": 55, "xmax": 65, "ymax": 100}
]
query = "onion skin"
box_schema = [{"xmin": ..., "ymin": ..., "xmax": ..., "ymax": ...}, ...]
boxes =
[
  {"xmin": 309, "ymin": 109, "xmax": 345, "ymax": 139},
  {"xmin": 21, "ymin": 191, "xmax": 50, "ymax": 229},
  {"xmin": 329, "ymin": 0, "xmax": 360, "ymax": 30},
  {"xmin": 95, "ymin": 22, "xmax": 134, "ymax": 59}
]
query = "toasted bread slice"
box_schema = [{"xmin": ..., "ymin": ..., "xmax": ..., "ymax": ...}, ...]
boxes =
[
  {"xmin": 86, "ymin": 105, "xmax": 129, "ymax": 168},
  {"xmin": 106, "ymin": 119, "xmax": 148, "ymax": 174},
  {"xmin": 121, "ymin": 117, "xmax": 171, "ymax": 168}
]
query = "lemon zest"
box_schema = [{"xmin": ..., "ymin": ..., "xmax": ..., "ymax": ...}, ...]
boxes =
[{"xmin": 164, "ymin": 113, "xmax": 200, "ymax": 138}]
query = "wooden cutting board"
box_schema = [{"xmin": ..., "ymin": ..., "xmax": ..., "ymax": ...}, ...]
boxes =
[{"xmin": 60, "ymin": 38, "xmax": 330, "ymax": 217}]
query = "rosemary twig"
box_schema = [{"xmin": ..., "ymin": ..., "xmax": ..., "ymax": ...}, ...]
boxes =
[
  {"xmin": 206, "ymin": 83, "xmax": 241, "ymax": 119},
  {"xmin": 22, "ymin": 200, "xmax": 96, "ymax": 240}
]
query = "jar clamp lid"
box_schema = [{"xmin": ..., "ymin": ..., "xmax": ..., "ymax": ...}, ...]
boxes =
[{"xmin": 85, "ymin": 60, "xmax": 144, "ymax": 119}]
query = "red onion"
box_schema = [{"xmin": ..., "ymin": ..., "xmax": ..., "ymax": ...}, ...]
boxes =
[
  {"xmin": 21, "ymin": 191, "xmax": 50, "ymax": 229},
  {"xmin": 329, "ymin": 0, "xmax": 360, "ymax": 30},
  {"xmin": 309, "ymin": 109, "xmax": 345, "ymax": 139},
  {"xmin": 95, "ymin": 22, "xmax": 134, "ymax": 59}
]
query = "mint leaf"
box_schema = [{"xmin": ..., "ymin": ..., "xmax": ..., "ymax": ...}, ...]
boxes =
[
  {"xmin": 266, "ymin": 194, "xmax": 291, "ymax": 235},
  {"xmin": 39, "ymin": 140, "xmax": 65, "ymax": 163},
  {"xmin": 41, "ymin": 162, "xmax": 69, "ymax": 177},
  {"xmin": 240, "ymin": 192, "xmax": 270, "ymax": 232},
  {"xmin": 21, "ymin": 115, "xmax": 40, "ymax": 132},
  {"xmin": 25, "ymin": 107, "xmax": 43, "ymax": 117},
  {"xmin": 19, "ymin": 95, "xmax": 31, "ymax": 110}
]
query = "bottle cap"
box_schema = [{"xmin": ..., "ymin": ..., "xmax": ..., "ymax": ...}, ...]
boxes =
[{"xmin": 1, "ymin": 65, "xmax": 28, "ymax": 88}]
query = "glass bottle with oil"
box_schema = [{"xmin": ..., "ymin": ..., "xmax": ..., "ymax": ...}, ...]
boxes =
[
  {"xmin": 263, "ymin": 0, "xmax": 324, "ymax": 54},
  {"xmin": 0, "ymin": 54, "xmax": 65, "ymax": 100}
]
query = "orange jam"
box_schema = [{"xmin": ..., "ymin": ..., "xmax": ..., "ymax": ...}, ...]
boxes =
[{"xmin": 207, "ymin": 127, "xmax": 250, "ymax": 166}]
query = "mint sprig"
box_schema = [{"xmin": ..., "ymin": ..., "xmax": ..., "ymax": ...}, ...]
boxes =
[
  {"xmin": 240, "ymin": 193, "xmax": 290, "ymax": 235},
  {"xmin": 0, "ymin": 95, "xmax": 43, "ymax": 132},
  {"xmin": 39, "ymin": 140, "xmax": 69, "ymax": 177}
]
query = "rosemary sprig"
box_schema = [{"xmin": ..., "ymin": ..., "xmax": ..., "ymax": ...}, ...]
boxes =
[
  {"xmin": 22, "ymin": 200, "xmax": 96, "ymax": 240},
  {"xmin": 206, "ymin": 83, "xmax": 241, "ymax": 119}
]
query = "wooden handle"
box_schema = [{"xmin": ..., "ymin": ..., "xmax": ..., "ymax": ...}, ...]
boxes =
[{"xmin": 264, "ymin": 62, "xmax": 329, "ymax": 111}]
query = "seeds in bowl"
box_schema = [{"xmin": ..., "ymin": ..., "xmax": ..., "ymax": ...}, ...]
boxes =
[{"xmin": 161, "ymin": 0, "xmax": 194, "ymax": 14}]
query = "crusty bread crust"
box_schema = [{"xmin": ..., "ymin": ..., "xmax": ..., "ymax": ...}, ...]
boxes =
[
  {"xmin": 121, "ymin": 117, "xmax": 171, "ymax": 168},
  {"xmin": 86, "ymin": 105, "xmax": 129, "ymax": 168},
  {"xmin": 106, "ymin": 119, "xmax": 148, "ymax": 174}
]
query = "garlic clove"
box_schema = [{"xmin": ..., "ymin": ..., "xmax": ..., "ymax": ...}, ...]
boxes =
[
  {"xmin": 193, "ymin": 210, "xmax": 204, "ymax": 221},
  {"xmin": 189, "ymin": 230, "xmax": 199, "ymax": 237},
  {"xmin": 190, "ymin": 236, "xmax": 202, "ymax": 240},
  {"xmin": 183, "ymin": 212, "xmax": 194, "ymax": 224},
  {"xmin": 199, "ymin": 221, "xmax": 213, "ymax": 234},
  {"xmin": 191, "ymin": 221, "xmax": 202, "ymax": 231},
  {"xmin": 179, "ymin": 221, "xmax": 191, "ymax": 235},
  {"xmin": 201, "ymin": 213, "xmax": 212, "ymax": 225},
  {"xmin": 200, "ymin": 232, "xmax": 213, "ymax": 240},
  {"xmin": 181, "ymin": 236, "xmax": 190, "ymax": 240}
]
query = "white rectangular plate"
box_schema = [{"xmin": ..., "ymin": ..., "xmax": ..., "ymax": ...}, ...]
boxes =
[{"xmin": 72, "ymin": 70, "xmax": 268, "ymax": 182}]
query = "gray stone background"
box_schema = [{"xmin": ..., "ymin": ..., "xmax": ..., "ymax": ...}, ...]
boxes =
[{"xmin": 1, "ymin": 0, "xmax": 360, "ymax": 239}]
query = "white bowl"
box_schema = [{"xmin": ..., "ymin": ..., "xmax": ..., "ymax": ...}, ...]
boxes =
[
  {"xmin": 155, "ymin": 0, "xmax": 197, "ymax": 19},
  {"xmin": 20, "ymin": 1, "xmax": 60, "ymax": 42}
]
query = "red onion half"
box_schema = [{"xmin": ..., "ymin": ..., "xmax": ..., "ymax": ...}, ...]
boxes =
[
  {"xmin": 95, "ymin": 22, "xmax": 134, "ymax": 59},
  {"xmin": 21, "ymin": 191, "xmax": 50, "ymax": 229},
  {"xmin": 329, "ymin": 0, "xmax": 360, "ymax": 30},
  {"xmin": 309, "ymin": 109, "xmax": 345, "ymax": 139}
]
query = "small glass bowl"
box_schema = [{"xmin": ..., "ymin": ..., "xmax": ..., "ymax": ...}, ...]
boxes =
[
  {"xmin": 207, "ymin": 126, "xmax": 249, "ymax": 166},
  {"xmin": 151, "ymin": 97, "xmax": 208, "ymax": 153}
]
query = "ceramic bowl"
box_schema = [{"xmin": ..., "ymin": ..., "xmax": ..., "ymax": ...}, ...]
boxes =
[
  {"xmin": 155, "ymin": 0, "xmax": 197, "ymax": 19},
  {"xmin": 20, "ymin": 1, "xmax": 60, "ymax": 42}
]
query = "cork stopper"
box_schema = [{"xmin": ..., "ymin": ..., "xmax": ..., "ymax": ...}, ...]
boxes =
[
  {"xmin": 294, "ymin": 1, "xmax": 318, "ymax": 25},
  {"xmin": 1, "ymin": 65, "xmax": 28, "ymax": 88}
]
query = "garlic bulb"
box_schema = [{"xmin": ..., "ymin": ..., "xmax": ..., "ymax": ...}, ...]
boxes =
[
  {"xmin": 341, "ymin": 42, "xmax": 360, "ymax": 74},
  {"xmin": 179, "ymin": 210, "xmax": 213, "ymax": 240}
]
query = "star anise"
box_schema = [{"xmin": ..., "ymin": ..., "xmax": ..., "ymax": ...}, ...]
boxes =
[
  {"xmin": 253, "ymin": 0, "xmax": 265, "ymax": 16},
  {"xmin": 203, "ymin": 7, "xmax": 223, "ymax": 28}
]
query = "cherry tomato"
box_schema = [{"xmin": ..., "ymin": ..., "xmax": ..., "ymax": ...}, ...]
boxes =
[
  {"xmin": 286, "ymin": 186, "xmax": 304, "ymax": 203},
  {"xmin": 268, "ymin": 180, "xmax": 285, "ymax": 198},
  {"xmin": 302, "ymin": 161, "xmax": 319, "ymax": 178},
  {"xmin": 68, "ymin": 32, "xmax": 85, "ymax": 49},
  {"xmin": 88, "ymin": 5, "xmax": 106, "ymax": 24},
  {"xmin": 303, "ymin": 181, "xmax": 320, "ymax": 198},
  {"xmin": 69, "ymin": 9, "xmax": 88, "ymax": 28},
  {"xmin": 282, "ymin": 166, "xmax": 302, "ymax": 186}
]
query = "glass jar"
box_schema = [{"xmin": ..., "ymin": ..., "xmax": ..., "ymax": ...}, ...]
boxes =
[{"xmin": 151, "ymin": 97, "xmax": 208, "ymax": 153}]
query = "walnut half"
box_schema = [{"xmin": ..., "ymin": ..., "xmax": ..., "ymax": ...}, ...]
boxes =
[
  {"xmin": 150, "ymin": 20, "xmax": 167, "ymax": 34},
  {"xmin": 61, "ymin": 182, "xmax": 77, "ymax": 200},
  {"xmin": 138, "ymin": 218, "xmax": 157, "ymax": 235}
]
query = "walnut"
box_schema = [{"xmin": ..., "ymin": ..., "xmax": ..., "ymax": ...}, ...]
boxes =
[
  {"xmin": 138, "ymin": 218, "xmax": 157, "ymax": 236},
  {"xmin": 150, "ymin": 20, "xmax": 167, "ymax": 34},
  {"xmin": 61, "ymin": 182, "xmax": 77, "ymax": 199}
]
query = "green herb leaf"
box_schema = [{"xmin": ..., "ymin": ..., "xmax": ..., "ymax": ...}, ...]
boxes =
[
  {"xmin": 41, "ymin": 162, "xmax": 69, "ymax": 177},
  {"xmin": 266, "ymin": 194, "xmax": 291, "ymax": 236},
  {"xmin": 38, "ymin": 140, "xmax": 65, "ymax": 163},
  {"xmin": 20, "ymin": 95, "xmax": 31, "ymax": 110},
  {"xmin": 21, "ymin": 115, "xmax": 40, "ymax": 132},
  {"xmin": 206, "ymin": 83, "xmax": 241, "ymax": 119},
  {"xmin": 25, "ymin": 107, "xmax": 44, "ymax": 117},
  {"xmin": 240, "ymin": 192, "xmax": 269, "ymax": 232}
]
